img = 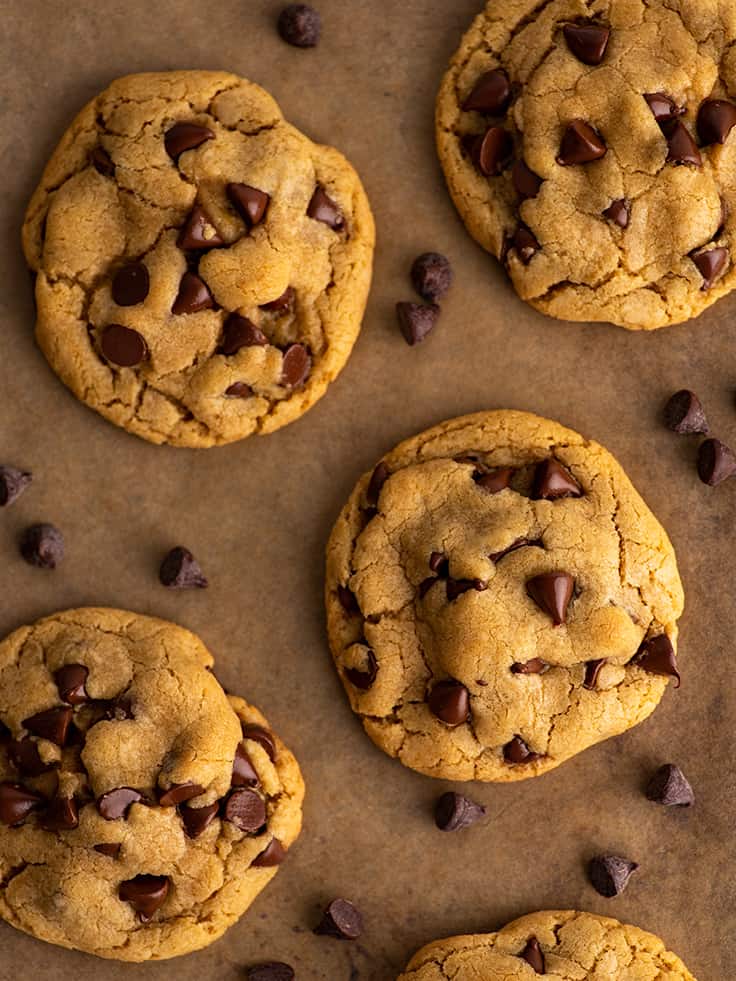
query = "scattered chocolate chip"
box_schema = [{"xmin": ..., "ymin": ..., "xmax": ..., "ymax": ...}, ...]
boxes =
[
  {"xmin": 112, "ymin": 262, "xmax": 150, "ymax": 306},
  {"xmin": 663, "ymin": 390, "xmax": 709, "ymax": 435},
  {"xmin": 470, "ymin": 126, "xmax": 513, "ymax": 176},
  {"xmin": 159, "ymin": 546, "xmax": 208, "ymax": 589},
  {"xmin": 344, "ymin": 650, "xmax": 378, "ymax": 691},
  {"xmin": 512, "ymin": 160, "xmax": 543, "ymax": 199},
  {"xmin": 697, "ymin": 437, "xmax": 736, "ymax": 486},
  {"xmin": 490, "ymin": 537, "xmax": 543, "ymax": 563},
  {"xmin": 164, "ymin": 122, "xmax": 214, "ymax": 160},
  {"xmin": 119, "ymin": 874, "xmax": 170, "ymax": 922},
  {"xmin": 307, "ymin": 186, "xmax": 344, "ymax": 230},
  {"xmin": 511, "ymin": 658, "xmax": 549, "ymax": 675},
  {"xmin": 527, "ymin": 572, "xmax": 574, "ymax": 625},
  {"xmin": 227, "ymin": 182, "xmax": 270, "ymax": 228},
  {"xmin": 54, "ymin": 664, "xmax": 90, "ymax": 705},
  {"xmin": 261, "ymin": 287, "xmax": 295, "ymax": 312},
  {"xmin": 178, "ymin": 205, "xmax": 224, "ymax": 250},
  {"xmin": 533, "ymin": 459, "xmax": 582, "ymax": 499},
  {"xmin": 20, "ymin": 523, "xmax": 64, "ymax": 569},
  {"xmin": 337, "ymin": 584, "xmax": 360, "ymax": 615},
  {"xmin": 0, "ymin": 466, "xmax": 31, "ymax": 507},
  {"xmin": 100, "ymin": 324, "xmax": 147, "ymax": 367},
  {"xmin": 181, "ymin": 801, "xmax": 219, "ymax": 838},
  {"xmin": 98, "ymin": 787, "xmax": 144, "ymax": 820},
  {"xmin": 8, "ymin": 738, "xmax": 54, "ymax": 777},
  {"xmin": 90, "ymin": 146, "xmax": 115, "ymax": 176},
  {"xmin": 504, "ymin": 735, "xmax": 541, "ymax": 764},
  {"xmin": 278, "ymin": 4, "xmax": 321, "ymax": 47},
  {"xmin": 411, "ymin": 253, "xmax": 453, "ymax": 302},
  {"xmin": 0, "ymin": 782, "xmax": 44, "ymax": 826},
  {"xmin": 563, "ymin": 22, "xmax": 610, "ymax": 65},
  {"xmin": 23, "ymin": 706, "xmax": 72, "ymax": 746},
  {"xmin": 691, "ymin": 246, "xmax": 728, "ymax": 289},
  {"xmin": 462, "ymin": 69, "xmax": 512, "ymax": 114},
  {"xmin": 644, "ymin": 93, "xmax": 685, "ymax": 126},
  {"xmin": 221, "ymin": 314, "xmax": 268, "ymax": 356},
  {"xmin": 224, "ymin": 382, "xmax": 253, "ymax": 399},
  {"xmin": 583, "ymin": 659, "xmax": 606, "ymax": 690},
  {"xmin": 446, "ymin": 578, "xmax": 486, "ymax": 601},
  {"xmin": 231, "ymin": 744, "xmax": 259, "ymax": 788},
  {"xmin": 158, "ymin": 782, "xmax": 205, "ymax": 807},
  {"xmin": 666, "ymin": 122, "xmax": 702, "ymax": 166},
  {"xmin": 434, "ymin": 791, "xmax": 486, "ymax": 832},
  {"xmin": 588, "ymin": 854, "xmax": 638, "ymax": 897},
  {"xmin": 94, "ymin": 842, "xmax": 122, "ymax": 858},
  {"xmin": 314, "ymin": 898, "xmax": 363, "ymax": 940},
  {"xmin": 697, "ymin": 99, "xmax": 736, "ymax": 146},
  {"xmin": 645, "ymin": 763, "xmax": 695, "ymax": 807},
  {"xmin": 223, "ymin": 788, "xmax": 266, "ymax": 832},
  {"xmin": 253, "ymin": 837, "xmax": 288, "ymax": 867},
  {"xmin": 427, "ymin": 679, "xmax": 470, "ymax": 726},
  {"xmin": 242, "ymin": 725, "xmax": 278, "ymax": 762},
  {"xmin": 429, "ymin": 551, "xmax": 449, "ymax": 575},
  {"xmin": 511, "ymin": 225, "xmax": 539, "ymax": 264},
  {"xmin": 172, "ymin": 271, "xmax": 214, "ymax": 315},
  {"xmin": 557, "ymin": 120, "xmax": 607, "ymax": 165},
  {"xmin": 40, "ymin": 796, "xmax": 79, "ymax": 831},
  {"xmin": 367, "ymin": 462, "xmax": 390, "ymax": 506},
  {"xmin": 603, "ymin": 198, "xmax": 630, "ymax": 228},
  {"xmin": 474, "ymin": 467, "xmax": 514, "ymax": 493},
  {"xmin": 281, "ymin": 343, "xmax": 312, "ymax": 387},
  {"xmin": 634, "ymin": 635, "xmax": 680, "ymax": 686},
  {"xmin": 396, "ymin": 301, "xmax": 440, "ymax": 345}
]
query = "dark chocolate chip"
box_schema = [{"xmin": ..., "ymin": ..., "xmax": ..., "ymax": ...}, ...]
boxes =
[
  {"xmin": 225, "ymin": 382, "xmax": 253, "ymax": 399},
  {"xmin": 231, "ymin": 744, "xmax": 259, "ymax": 788},
  {"xmin": 20, "ymin": 523, "xmax": 64, "ymax": 569},
  {"xmin": 23, "ymin": 706, "xmax": 72, "ymax": 746},
  {"xmin": 588, "ymin": 854, "xmax": 638, "ymax": 897},
  {"xmin": 172, "ymin": 271, "xmax": 214, "ymax": 315},
  {"xmin": 366, "ymin": 462, "xmax": 390, "ymax": 508},
  {"xmin": 119, "ymin": 874, "xmax": 170, "ymax": 922},
  {"xmin": 221, "ymin": 314, "xmax": 268, "ymax": 356},
  {"xmin": 697, "ymin": 437, "xmax": 736, "ymax": 486},
  {"xmin": 691, "ymin": 246, "xmax": 728, "ymax": 289},
  {"xmin": 158, "ymin": 782, "xmax": 205, "ymax": 807},
  {"xmin": 90, "ymin": 146, "xmax": 115, "ymax": 176},
  {"xmin": 8, "ymin": 738, "xmax": 54, "ymax": 777},
  {"xmin": 474, "ymin": 467, "xmax": 514, "ymax": 493},
  {"xmin": 634, "ymin": 635, "xmax": 680, "ymax": 686},
  {"xmin": 504, "ymin": 735, "xmax": 541, "ymax": 764},
  {"xmin": 603, "ymin": 198, "xmax": 630, "ymax": 228},
  {"xmin": 666, "ymin": 122, "xmax": 702, "ymax": 166},
  {"xmin": 277, "ymin": 4, "xmax": 321, "ymax": 47},
  {"xmin": 97, "ymin": 787, "xmax": 144, "ymax": 820},
  {"xmin": 100, "ymin": 324, "xmax": 147, "ymax": 367},
  {"xmin": 520, "ymin": 936, "xmax": 546, "ymax": 973},
  {"xmin": 0, "ymin": 782, "xmax": 44, "ymax": 826},
  {"xmin": 40, "ymin": 796, "xmax": 79, "ymax": 831},
  {"xmin": 337, "ymin": 584, "xmax": 360, "ymax": 615},
  {"xmin": 180, "ymin": 801, "xmax": 219, "ymax": 838},
  {"xmin": 434, "ymin": 791, "xmax": 486, "ymax": 832},
  {"xmin": 470, "ymin": 126, "xmax": 513, "ymax": 176},
  {"xmin": 112, "ymin": 262, "xmax": 150, "ymax": 306},
  {"xmin": 253, "ymin": 837, "xmax": 288, "ymax": 867},
  {"xmin": 645, "ymin": 763, "xmax": 695, "ymax": 807},
  {"xmin": 511, "ymin": 225, "xmax": 540, "ymax": 264},
  {"xmin": 563, "ymin": 22, "xmax": 610, "ymax": 65},
  {"xmin": 0, "ymin": 466, "xmax": 31, "ymax": 507},
  {"xmin": 261, "ymin": 287, "xmax": 295, "ymax": 312},
  {"xmin": 177, "ymin": 205, "xmax": 224, "ymax": 250},
  {"xmin": 242, "ymin": 725, "xmax": 278, "ymax": 762},
  {"xmin": 344, "ymin": 650, "xmax": 378, "ymax": 691},
  {"xmin": 446, "ymin": 578, "xmax": 486, "ymax": 601},
  {"xmin": 54, "ymin": 664, "xmax": 90, "ymax": 705},
  {"xmin": 159, "ymin": 546, "xmax": 208, "ymax": 589},
  {"xmin": 247, "ymin": 964, "xmax": 295, "ymax": 981},
  {"xmin": 427, "ymin": 679, "xmax": 470, "ymax": 726},
  {"xmin": 223, "ymin": 788, "xmax": 266, "ymax": 832},
  {"xmin": 527, "ymin": 572, "xmax": 574, "ymax": 625},
  {"xmin": 533, "ymin": 459, "xmax": 582, "ymax": 499},
  {"xmin": 429, "ymin": 551, "xmax": 449, "ymax": 575},
  {"xmin": 557, "ymin": 120, "xmax": 607, "ymax": 165},
  {"xmin": 512, "ymin": 160, "xmax": 543, "ymax": 199},
  {"xmin": 314, "ymin": 898, "xmax": 363, "ymax": 940},
  {"xmin": 281, "ymin": 343, "xmax": 312, "ymax": 387},
  {"xmin": 106, "ymin": 697, "xmax": 135, "ymax": 721},
  {"xmin": 227, "ymin": 182, "xmax": 270, "ymax": 228},
  {"xmin": 307, "ymin": 186, "xmax": 344, "ymax": 230},
  {"xmin": 490, "ymin": 537, "xmax": 544, "ymax": 563},
  {"xmin": 462, "ymin": 69, "xmax": 512, "ymax": 115},
  {"xmin": 164, "ymin": 123, "xmax": 214, "ymax": 160},
  {"xmin": 663, "ymin": 390, "xmax": 709, "ymax": 435},
  {"xmin": 511, "ymin": 658, "xmax": 549, "ymax": 675},
  {"xmin": 396, "ymin": 301, "xmax": 440, "ymax": 345},
  {"xmin": 583, "ymin": 659, "xmax": 606, "ymax": 690},
  {"xmin": 644, "ymin": 92, "xmax": 685, "ymax": 126},
  {"xmin": 411, "ymin": 253, "xmax": 453, "ymax": 302},
  {"xmin": 698, "ymin": 99, "xmax": 736, "ymax": 146},
  {"xmin": 94, "ymin": 843, "xmax": 122, "ymax": 858},
  {"xmin": 419, "ymin": 576, "xmax": 438, "ymax": 598}
]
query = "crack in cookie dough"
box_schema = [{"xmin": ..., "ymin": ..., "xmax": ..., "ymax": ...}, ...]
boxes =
[
  {"xmin": 0, "ymin": 608, "xmax": 304, "ymax": 961},
  {"xmin": 436, "ymin": 0, "xmax": 736, "ymax": 329},
  {"xmin": 23, "ymin": 71, "xmax": 375, "ymax": 446},
  {"xmin": 325, "ymin": 411, "xmax": 684, "ymax": 782}
]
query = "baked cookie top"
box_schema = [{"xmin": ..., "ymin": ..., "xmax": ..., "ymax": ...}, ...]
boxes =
[
  {"xmin": 436, "ymin": 0, "xmax": 736, "ymax": 330},
  {"xmin": 0, "ymin": 608, "xmax": 304, "ymax": 961},
  {"xmin": 397, "ymin": 910, "xmax": 697, "ymax": 980},
  {"xmin": 22, "ymin": 70, "xmax": 374, "ymax": 446},
  {"xmin": 325, "ymin": 411, "xmax": 683, "ymax": 782}
]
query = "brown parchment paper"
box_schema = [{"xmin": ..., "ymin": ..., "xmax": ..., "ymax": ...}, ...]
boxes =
[{"xmin": 0, "ymin": 1, "xmax": 733, "ymax": 978}]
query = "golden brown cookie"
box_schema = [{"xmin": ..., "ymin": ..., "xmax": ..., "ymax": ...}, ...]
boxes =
[
  {"xmin": 23, "ymin": 70, "xmax": 374, "ymax": 446},
  {"xmin": 326, "ymin": 411, "xmax": 684, "ymax": 781},
  {"xmin": 0, "ymin": 608, "xmax": 304, "ymax": 961}
]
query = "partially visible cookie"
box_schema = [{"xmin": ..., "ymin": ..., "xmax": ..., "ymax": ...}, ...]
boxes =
[
  {"xmin": 0, "ymin": 608, "xmax": 304, "ymax": 961},
  {"xmin": 437, "ymin": 0, "xmax": 736, "ymax": 329},
  {"xmin": 397, "ymin": 910, "xmax": 697, "ymax": 979},
  {"xmin": 23, "ymin": 70, "xmax": 374, "ymax": 446},
  {"xmin": 325, "ymin": 411, "xmax": 683, "ymax": 782}
]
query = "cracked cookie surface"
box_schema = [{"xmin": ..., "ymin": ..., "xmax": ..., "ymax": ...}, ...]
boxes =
[
  {"xmin": 0, "ymin": 608, "xmax": 304, "ymax": 961},
  {"xmin": 22, "ymin": 70, "xmax": 374, "ymax": 446},
  {"xmin": 325, "ymin": 411, "xmax": 683, "ymax": 782},
  {"xmin": 437, "ymin": 0, "xmax": 736, "ymax": 329},
  {"xmin": 397, "ymin": 910, "xmax": 697, "ymax": 979}
]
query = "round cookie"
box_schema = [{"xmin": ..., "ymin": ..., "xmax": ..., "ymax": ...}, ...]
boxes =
[
  {"xmin": 436, "ymin": 0, "xmax": 736, "ymax": 330},
  {"xmin": 397, "ymin": 910, "xmax": 697, "ymax": 980},
  {"xmin": 325, "ymin": 411, "xmax": 683, "ymax": 782},
  {"xmin": 0, "ymin": 608, "xmax": 304, "ymax": 961},
  {"xmin": 22, "ymin": 70, "xmax": 374, "ymax": 446}
]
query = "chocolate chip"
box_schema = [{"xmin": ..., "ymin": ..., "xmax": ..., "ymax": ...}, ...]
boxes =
[
  {"xmin": 337, "ymin": 584, "xmax": 360, "ymax": 615},
  {"xmin": 511, "ymin": 225, "xmax": 539, "ymax": 264},
  {"xmin": 278, "ymin": 4, "xmax": 321, "ymax": 47},
  {"xmin": 511, "ymin": 658, "xmax": 549, "ymax": 675},
  {"xmin": 446, "ymin": 578, "xmax": 486, "ymax": 601},
  {"xmin": 603, "ymin": 198, "xmax": 630, "ymax": 228},
  {"xmin": 0, "ymin": 782, "xmax": 44, "ymax": 826},
  {"xmin": 223, "ymin": 788, "xmax": 266, "ymax": 832},
  {"xmin": 434, "ymin": 792, "xmax": 486, "ymax": 832},
  {"xmin": 159, "ymin": 546, "xmax": 208, "ymax": 589},
  {"xmin": 504, "ymin": 735, "xmax": 541, "ymax": 764},
  {"xmin": 54, "ymin": 664, "xmax": 90, "ymax": 705},
  {"xmin": 344, "ymin": 650, "xmax": 378, "ymax": 691},
  {"xmin": 697, "ymin": 99, "xmax": 736, "ymax": 145},
  {"xmin": 666, "ymin": 122, "xmax": 702, "ymax": 166},
  {"xmin": 242, "ymin": 725, "xmax": 278, "ymax": 762},
  {"xmin": 100, "ymin": 324, "xmax": 147, "ymax": 367},
  {"xmin": 644, "ymin": 93, "xmax": 685, "ymax": 126},
  {"xmin": 90, "ymin": 146, "xmax": 115, "ymax": 176},
  {"xmin": 527, "ymin": 572, "xmax": 574, "ymax": 625},
  {"xmin": 462, "ymin": 69, "xmax": 511, "ymax": 114},
  {"xmin": 367, "ymin": 462, "xmax": 390, "ymax": 506},
  {"xmin": 23, "ymin": 706, "xmax": 72, "ymax": 746},
  {"xmin": 8, "ymin": 738, "xmax": 54, "ymax": 777},
  {"xmin": 645, "ymin": 763, "xmax": 695, "ymax": 807},
  {"xmin": 490, "ymin": 537, "xmax": 543, "ymax": 563},
  {"xmin": 474, "ymin": 467, "xmax": 514, "ymax": 493},
  {"xmin": 227, "ymin": 183, "xmax": 270, "ymax": 228},
  {"xmin": 40, "ymin": 796, "xmax": 79, "ymax": 832},
  {"xmin": 563, "ymin": 22, "xmax": 610, "ymax": 65},
  {"xmin": 172, "ymin": 271, "xmax": 214, "ymax": 315},
  {"xmin": 181, "ymin": 801, "xmax": 219, "ymax": 838},
  {"xmin": 583, "ymin": 659, "xmax": 606, "ymax": 690},
  {"xmin": 119, "ymin": 874, "xmax": 170, "ymax": 922},
  {"xmin": 261, "ymin": 287, "xmax": 295, "ymax": 312},
  {"xmin": 427, "ymin": 680, "xmax": 470, "ymax": 726},
  {"xmin": 634, "ymin": 634, "xmax": 680, "ymax": 686},
  {"xmin": 177, "ymin": 205, "xmax": 224, "ymax": 250},
  {"xmin": 231, "ymin": 744, "xmax": 259, "ymax": 788},
  {"xmin": 164, "ymin": 123, "xmax": 214, "ymax": 160},
  {"xmin": 314, "ymin": 898, "xmax": 363, "ymax": 940},
  {"xmin": 106, "ymin": 696, "xmax": 135, "ymax": 721},
  {"xmin": 429, "ymin": 551, "xmax": 449, "ymax": 575},
  {"xmin": 663, "ymin": 390, "xmax": 709, "ymax": 435},
  {"xmin": 512, "ymin": 160, "xmax": 543, "ymax": 199},
  {"xmin": 419, "ymin": 576, "xmax": 438, "ymax": 598},
  {"xmin": 94, "ymin": 842, "xmax": 122, "ymax": 858},
  {"xmin": 221, "ymin": 314, "xmax": 268, "ymax": 356},
  {"xmin": 19, "ymin": 523, "xmax": 64, "ymax": 570},
  {"xmin": 253, "ymin": 837, "xmax": 287, "ymax": 867},
  {"xmin": 97, "ymin": 787, "xmax": 144, "ymax": 820},
  {"xmin": 588, "ymin": 854, "xmax": 638, "ymax": 897},
  {"xmin": 281, "ymin": 343, "xmax": 312, "ymax": 387},
  {"xmin": 396, "ymin": 301, "xmax": 440, "ymax": 345},
  {"xmin": 470, "ymin": 126, "xmax": 513, "ymax": 176},
  {"xmin": 225, "ymin": 382, "xmax": 253, "ymax": 399},
  {"xmin": 112, "ymin": 262, "xmax": 150, "ymax": 306},
  {"xmin": 697, "ymin": 437, "xmax": 736, "ymax": 486},
  {"xmin": 307, "ymin": 186, "xmax": 344, "ymax": 230},
  {"xmin": 691, "ymin": 246, "xmax": 728, "ymax": 289},
  {"xmin": 557, "ymin": 120, "xmax": 607, "ymax": 165},
  {"xmin": 247, "ymin": 964, "xmax": 295, "ymax": 981},
  {"xmin": 158, "ymin": 782, "xmax": 205, "ymax": 807},
  {"xmin": 0, "ymin": 466, "xmax": 31, "ymax": 507},
  {"xmin": 533, "ymin": 459, "xmax": 582, "ymax": 499},
  {"xmin": 411, "ymin": 253, "xmax": 453, "ymax": 302}
]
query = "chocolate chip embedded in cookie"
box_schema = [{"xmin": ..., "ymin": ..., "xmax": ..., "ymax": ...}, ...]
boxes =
[
  {"xmin": 437, "ymin": 1, "xmax": 736, "ymax": 329},
  {"xmin": 325, "ymin": 411, "xmax": 684, "ymax": 782},
  {"xmin": 0, "ymin": 608, "xmax": 304, "ymax": 961},
  {"xmin": 22, "ymin": 71, "xmax": 374, "ymax": 447}
]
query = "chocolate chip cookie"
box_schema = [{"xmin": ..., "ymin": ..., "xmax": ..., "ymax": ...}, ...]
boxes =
[
  {"xmin": 0, "ymin": 608, "xmax": 304, "ymax": 960},
  {"xmin": 397, "ymin": 910, "xmax": 697, "ymax": 979},
  {"xmin": 437, "ymin": 0, "xmax": 736, "ymax": 329},
  {"xmin": 22, "ymin": 71, "xmax": 374, "ymax": 446},
  {"xmin": 325, "ymin": 411, "xmax": 683, "ymax": 781}
]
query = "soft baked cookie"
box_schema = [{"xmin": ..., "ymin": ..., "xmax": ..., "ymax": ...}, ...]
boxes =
[
  {"xmin": 325, "ymin": 411, "xmax": 683, "ymax": 781},
  {"xmin": 397, "ymin": 910, "xmax": 697, "ymax": 979},
  {"xmin": 0, "ymin": 608, "xmax": 304, "ymax": 961},
  {"xmin": 22, "ymin": 71, "xmax": 374, "ymax": 446},
  {"xmin": 437, "ymin": 0, "xmax": 736, "ymax": 330}
]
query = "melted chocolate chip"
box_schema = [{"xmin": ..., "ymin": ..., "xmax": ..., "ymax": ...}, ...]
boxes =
[
  {"xmin": 252, "ymin": 837, "xmax": 288, "ymax": 867},
  {"xmin": 314, "ymin": 898, "xmax": 363, "ymax": 940},
  {"xmin": 434, "ymin": 792, "xmax": 486, "ymax": 832},
  {"xmin": 0, "ymin": 782, "xmax": 44, "ymax": 826},
  {"xmin": 337, "ymin": 585, "xmax": 360, "ymax": 615},
  {"xmin": 504, "ymin": 735, "xmax": 541, "ymax": 764},
  {"xmin": 663, "ymin": 390, "xmax": 709, "ymax": 435},
  {"xmin": 512, "ymin": 160, "xmax": 543, "ymax": 199},
  {"xmin": 172, "ymin": 271, "xmax": 214, "ymax": 315},
  {"xmin": 112, "ymin": 262, "xmax": 150, "ymax": 306},
  {"xmin": 221, "ymin": 314, "xmax": 268, "ymax": 355},
  {"xmin": 583, "ymin": 659, "xmax": 606, "ymax": 690},
  {"xmin": 54, "ymin": 664, "xmax": 89, "ymax": 705},
  {"xmin": 307, "ymin": 186, "xmax": 344, "ymax": 230},
  {"xmin": 511, "ymin": 225, "xmax": 539, "ymax": 263},
  {"xmin": 470, "ymin": 126, "xmax": 513, "ymax": 176},
  {"xmin": 666, "ymin": 122, "xmax": 702, "ymax": 166},
  {"xmin": 396, "ymin": 301, "xmax": 440, "ymax": 345},
  {"xmin": 474, "ymin": 467, "xmax": 513, "ymax": 493},
  {"xmin": 222, "ymin": 788, "xmax": 267, "ymax": 832},
  {"xmin": 366, "ymin": 462, "xmax": 390, "ymax": 506},
  {"xmin": 231, "ymin": 744, "xmax": 259, "ymax": 788},
  {"xmin": 520, "ymin": 937, "xmax": 545, "ymax": 973},
  {"xmin": 645, "ymin": 763, "xmax": 695, "ymax": 807},
  {"xmin": 557, "ymin": 120, "xmax": 607, "ymax": 165},
  {"xmin": 533, "ymin": 459, "xmax": 582, "ymax": 499},
  {"xmin": 697, "ymin": 99, "xmax": 736, "ymax": 146},
  {"xmin": 159, "ymin": 546, "xmax": 208, "ymax": 589},
  {"xmin": 90, "ymin": 146, "xmax": 115, "ymax": 176},
  {"xmin": 427, "ymin": 680, "xmax": 470, "ymax": 726},
  {"xmin": 511, "ymin": 658, "xmax": 549, "ymax": 675},
  {"xmin": 158, "ymin": 782, "xmax": 205, "ymax": 807},
  {"xmin": 634, "ymin": 635, "xmax": 680, "ymax": 686},
  {"xmin": 0, "ymin": 466, "xmax": 31, "ymax": 507},
  {"xmin": 277, "ymin": 4, "xmax": 321, "ymax": 47},
  {"xmin": 119, "ymin": 874, "xmax": 170, "ymax": 921},
  {"xmin": 227, "ymin": 183, "xmax": 270, "ymax": 228},
  {"xmin": 527, "ymin": 572, "xmax": 574, "ymax": 625},
  {"xmin": 177, "ymin": 205, "xmax": 224, "ymax": 250},
  {"xmin": 490, "ymin": 537, "xmax": 544, "ymax": 563},
  {"xmin": 462, "ymin": 69, "xmax": 512, "ymax": 115},
  {"xmin": 100, "ymin": 324, "xmax": 147, "ymax": 367},
  {"xmin": 225, "ymin": 382, "xmax": 253, "ymax": 399},
  {"xmin": 411, "ymin": 253, "xmax": 453, "ymax": 302},
  {"xmin": 164, "ymin": 123, "xmax": 214, "ymax": 160},
  {"xmin": 446, "ymin": 578, "xmax": 486, "ymax": 601},
  {"xmin": 588, "ymin": 854, "xmax": 638, "ymax": 897},
  {"xmin": 40, "ymin": 796, "xmax": 79, "ymax": 831},
  {"xmin": 242, "ymin": 725, "xmax": 278, "ymax": 762},
  {"xmin": 261, "ymin": 287, "xmax": 295, "ymax": 312},
  {"xmin": 698, "ymin": 437, "xmax": 736, "ymax": 486},
  {"xmin": 603, "ymin": 198, "xmax": 630, "ymax": 228},
  {"xmin": 429, "ymin": 551, "xmax": 449, "ymax": 575},
  {"xmin": 281, "ymin": 344, "xmax": 312, "ymax": 388},
  {"xmin": 691, "ymin": 246, "xmax": 728, "ymax": 289},
  {"xmin": 181, "ymin": 801, "xmax": 219, "ymax": 838},
  {"xmin": 97, "ymin": 787, "xmax": 144, "ymax": 820},
  {"xmin": 644, "ymin": 93, "xmax": 685, "ymax": 126},
  {"xmin": 94, "ymin": 843, "xmax": 122, "ymax": 858},
  {"xmin": 8, "ymin": 738, "xmax": 54, "ymax": 777},
  {"xmin": 23, "ymin": 706, "xmax": 73, "ymax": 746},
  {"xmin": 344, "ymin": 650, "xmax": 378, "ymax": 691},
  {"xmin": 563, "ymin": 22, "xmax": 610, "ymax": 65}
]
